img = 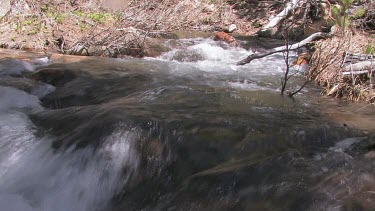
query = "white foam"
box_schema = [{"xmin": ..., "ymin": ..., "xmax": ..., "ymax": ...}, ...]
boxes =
[
  {"xmin": 0, "ymin": 112, "xmax": 37, "ymax": 178},
  {"xmin": 0, "ymin": 126, "xmax": 140, "ymax": 211},
  {"xmin": 228, "ymin": 80, "xmax": 275, "ymax": 91},
  {"xmin": 0, "ymin": 86, "xmax": 43, "ymax": 112},
  {"xmin": 32, "ymin": 57, "xmax": 50, "ymax": 66},
  {"xmin": 329, "ymin": 137, "xmax": 366, "ymax": 152},
  {"xmin": 157, "ymin": 39, "xmax": 288, "ymax": 79}
]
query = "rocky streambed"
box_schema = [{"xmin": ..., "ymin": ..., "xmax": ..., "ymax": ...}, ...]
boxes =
[{"xmin": 0, "ymin": 37, "xmax": 374, "ymax": 211}]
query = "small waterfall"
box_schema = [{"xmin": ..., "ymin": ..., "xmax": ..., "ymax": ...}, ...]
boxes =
[
  {"xmin": 0, "ymin": 124, "xmax": 140, "ymax": 211},
  {"xmin": 0, "ymin": 86, "xmax": 140, "ymax": 211},
  {"xmin": 154, "ymin": 38, "xmax": 293, "ymax": 92}
]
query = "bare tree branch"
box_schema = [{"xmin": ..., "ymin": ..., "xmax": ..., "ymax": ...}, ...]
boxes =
[
  {"xmin": 260, "ymin": 0, "xmax": 302, "ymax": 32},
  {"xmin": 237, "ymin": 32, "xmax": 331, "ymax": 65}
]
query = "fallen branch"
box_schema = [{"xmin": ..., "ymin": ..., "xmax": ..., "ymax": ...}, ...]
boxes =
[
  {"xmin": 342, "ymin": 53, "xmax": 375, "ymax": 65},
  {"xmin": 274, "ymin": 32, "xmax": 331, "ymax": 51},
  {"xmin": 237, "ymin": 32, "xmax": 331, "ymax": 65},
  {"xmin": 260, "ymin": 0, "xmax": 301, "ymax": 32},
  {"xmin": 342, "ymin": 69, "xmax": 373, "ymax": 75},
  {"xmin": 236, "ymin": 49, "xmax": 286, "ymax": 65},
  {"xmin": 343, "ymin": 61, "xmax": 375, "ymax": 75}
]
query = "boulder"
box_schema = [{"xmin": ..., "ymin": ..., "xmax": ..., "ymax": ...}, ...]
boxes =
[
  {"xmin": 170, "ymin": 49, "xmax": 205, "ymax": 62},
  {"xmin": 142, "ymin": 38, "xmax": 171, "ymax": 57},
  {"xmin": 213, "ymin": 32, "xmax": 239, "ymax": 47},
  {"xmin": 0, "ymin": 76, "xmax": 54, "ymax": 98}
]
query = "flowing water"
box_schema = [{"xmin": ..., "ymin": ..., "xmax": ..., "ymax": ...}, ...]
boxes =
[{"xmin": 0, "ymin": 38, "xmax": 374, "ymax": 211}]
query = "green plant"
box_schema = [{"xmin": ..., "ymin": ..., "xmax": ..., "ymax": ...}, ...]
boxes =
[
  {"xmin": 45, "ymin": 12, "xmax": 54, "ymax": 18},
  {"xmin": 79, "ymin": 23, "xmax": 89, "ymax": 31},
  {"xmin": 72, "ymin": 10, "xmax": 84, "ymax": 17},
  {"xmin": 364, "ymin": 44, "xmax": 375, "ymax": 54},
  {"xmin": 27, "ymin": 29, "xmax": 37, "ymax": 35},
  {"xmin": 87, "ymin": 12, "xmax": 110, "ymax": 23},
  {"xmin": 55, "ymin": 14, "xmax": 65, "ymax": 24},
  {"xmin": 14, "ymin": 23, "xmax": 20, "ymax": 31},
  {"xmin": 40, "ymin": 4, "xmax": 48, "ymax": 12},
  {"xmin": 209, "ymin": 0, "xmax": 224, "ymax": 3},
  {"xmin": 11, "ymin": 36, "xmax": 16, "ymax": 41},
  {"xmin": 330, "ymin": 0, "xmax": 354, "ymax": 28},
  {"xmin": 352, "ymin": 7, "xmax": 366, "ymax": 19},
  {"xmin": 24, "ymin": 19, "xmax": 33, "ymax": 26},
  {"xmin": 252, "ymin": 21, "xmax": 262, "ymax": 28},
  {"xmin": 114, "ymin": 11, "xmax": 122, "ymax": 21}
]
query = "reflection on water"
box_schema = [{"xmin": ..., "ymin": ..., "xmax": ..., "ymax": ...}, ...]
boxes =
[{"xmin": 0, "ymin": 39, "xmax": 374, "ymax": 211}]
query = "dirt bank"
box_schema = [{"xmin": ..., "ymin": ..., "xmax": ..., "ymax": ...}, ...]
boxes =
[
  {"xmin": 1, "ymin": 0, "xmax": 374, "ymax": 103},
  {"xmin": 0, "ymin": 0, "xmax": 261, "ymax": 56}
]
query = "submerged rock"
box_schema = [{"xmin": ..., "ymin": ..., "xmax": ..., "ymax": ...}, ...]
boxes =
[
  {"xmin": 213, "ymin": 32, "xmax": 239, "ymax": 47},
  {"xmin": 142, "ymin": 38, "xmax": 172, "ymax": 57},
  {"xmin": 0, "ymin": 86, "xmax": 43, "ymax": 112},
  {"xmin": 0, "ymin": 76, "xmax": 55, "ymax": 99},
  {"xmin": 171, "ymin": 49, "xmax": 206, "ymax": 62},
  {"xmin": 0, "ymin": 58, "xmax": 35, "ymax": 76},
  {"xmin": 31, "ymin": 68, "xmax": 80, "ymax": 86}
]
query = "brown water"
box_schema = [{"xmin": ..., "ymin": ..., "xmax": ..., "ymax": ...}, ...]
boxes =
[{"xmin": 0, "ymin": 39, "xmax": 374, "ymax": 211}]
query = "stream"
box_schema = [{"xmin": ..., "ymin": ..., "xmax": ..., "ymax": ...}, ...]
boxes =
[{"xmin": 0, "ymin": 38, "xmax": 374, "ymax": 211}]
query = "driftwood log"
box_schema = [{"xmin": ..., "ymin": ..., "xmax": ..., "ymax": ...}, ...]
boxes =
[
  {"xmin": 260, "ymin": 0, "xmax": 300, "ymax": 32},
  {"xmin": 343, "ymin": 61, "xmax": 375, "ymax": 75},
  {"xmin": 341, "ymin": 53, "xmax": 375, "ymax": 75},
  {"xmin": 237, "ymin": 32, "xmax": 331, "ymax": 65}
]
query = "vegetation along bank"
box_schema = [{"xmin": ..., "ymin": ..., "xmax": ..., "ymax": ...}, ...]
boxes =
[{"xmin": 0, "ymin": 0, "xmax": 374, "ymax": 102}]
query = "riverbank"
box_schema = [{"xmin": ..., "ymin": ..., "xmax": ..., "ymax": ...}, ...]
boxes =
[
  {"xmin": 311, "ymin": 30, "xmax": 375, "ymax": 103},
  {"xmin": 0, "ymin": 0, "xmax": 259, "ymax": 56}
]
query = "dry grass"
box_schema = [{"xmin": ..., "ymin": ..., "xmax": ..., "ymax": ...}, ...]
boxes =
[
  {"xmin": 310, "ymin": 28, "xmax": 375, "ymax": 103},
  {"xmin": 0, "ymin": 0, "xmax": 258, "ymax": 56}
]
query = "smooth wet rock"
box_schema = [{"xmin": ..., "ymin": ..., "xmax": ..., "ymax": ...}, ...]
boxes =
[
  {"xmin": 0, "ymin": 76, "xmax": 55, "ymax": 99},
  {"xmin": 31, "ymin": 67, "xmax": 81, "ymax": 86},
  {"xmin": 142, "ymin": 38, "xmax": 171, "ymax": 57},
  {"xmin": 365, "ymin": 151, "xmax": 375, "ymax": 159},
  {"xmin": 30, "ymin": 83, "xmax": 56, "ymax": 99},
  {"xmin": 49, "ymin": 54, "xmax": 90, "ymax": 63},
  {"xmin": 171, "ymin": 49, "xmax": 205, "ymax": 62},
  {"xmin": 329, "ymin": 137, "xmax": 366, "ymax": 152},
  {"xmin": 0, "ymin": 76, "xmax": 38, "ymax": 92},
  {"xmin": 0, "ymin": 59, "xmax": 35, "ymax": 76}
]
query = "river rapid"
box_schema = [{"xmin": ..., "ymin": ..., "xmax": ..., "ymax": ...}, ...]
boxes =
[{"xmin": 0, "ymin": 38, "xmax": 374, "ymax": 211}]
